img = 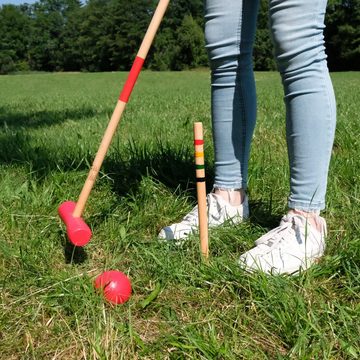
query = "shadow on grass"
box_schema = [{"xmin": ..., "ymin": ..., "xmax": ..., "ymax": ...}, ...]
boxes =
[
  {"xmin": 64, "ymin": 241, "xmax": 88, "ymax": 265},
  {"xmin": 0, "ymin": 127, "xmax": 214, "ymax": 195},
  {"xmin": 0, "ymin": 127, "xmax": 279, "ymax": 230},
  {"xmin": 249, "ymin": 199, "xmax": 282, "ymax": 229},
  {"xmin": 0, "ymin": 106, "xmax": 99, "ymax": 129},
  {"xmin": 103, "ymin": 141, "xmax": 215, "ymax": 199}
]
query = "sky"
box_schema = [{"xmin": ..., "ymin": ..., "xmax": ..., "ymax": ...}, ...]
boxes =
[{"xmin": 0, "ymin": 0, "xmax": 37, "ymax": 5}]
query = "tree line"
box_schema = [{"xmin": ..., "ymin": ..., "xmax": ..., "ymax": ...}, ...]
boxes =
[{"xmin": 0, "ymin": 0, "xmax": 359, "ymax": 74}]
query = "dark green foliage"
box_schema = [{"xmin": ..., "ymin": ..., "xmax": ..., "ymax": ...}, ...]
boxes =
[
  {"xmin": 151, "ymin": 14, "xmax": 208, "ymax": 71},
  {"xmin": 0, "ymin": 51, "xmax": 16, "ymax": 74},
  {"xmin": 0, "ymin": 4, "xmax": 30, "ymax": 73},
  {"xmin": 0, "ymin": 0, "xmax": 358, "ymax": 72},
  {"xmin": 254, "ymin": 0, "xmax": 277, "ymax": 71},
  {"xmin": 175, "ymin": 15, "xmax": 208, "ymax": 69},
  {"xmin": 27, "ymin": 0, "xmax": 82, "ymax": 71},
  {"xmin": 253, "ymin": 29, "xmax": 276, "ymax": 71},
  {"xmin": 106, "ymin": 0, "xmax": 156, "ymax": 70},
  {"xmin": 325, "ymin": 0, "xmax": 360, "ymax": 70}
]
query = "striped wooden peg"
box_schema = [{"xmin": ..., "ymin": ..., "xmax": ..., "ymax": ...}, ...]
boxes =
[{"xmin": 193, "ymin": 122, "xmax": 209, "ymax": 260}]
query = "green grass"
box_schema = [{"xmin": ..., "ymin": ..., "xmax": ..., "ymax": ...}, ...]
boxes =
[{"xmin": 0, "ymin": 71, "xmax": 359, "ymax": 359}]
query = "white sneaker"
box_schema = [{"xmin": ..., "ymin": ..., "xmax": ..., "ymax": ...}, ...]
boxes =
[
  {"xmin": 158, "ymin": 192, "xmax": 249, "ymax": 241},
  {"xmin": 239, "ymin": 213, "xmax": 327, "ymax": 275}
]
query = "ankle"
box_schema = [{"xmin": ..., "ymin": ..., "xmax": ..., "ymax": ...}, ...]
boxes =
[
  {"xmin": 288, "ymin": 209, "xmax": 324, "ymax": 233},
  {"xmin": 213, "ymin": 188, "xmax": 246, "ymax": 207}
]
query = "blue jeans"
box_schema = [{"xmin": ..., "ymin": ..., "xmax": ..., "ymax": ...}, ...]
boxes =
[{"xmin": 205, "ymin": 0, "xmax": 336, "ymax": 211}]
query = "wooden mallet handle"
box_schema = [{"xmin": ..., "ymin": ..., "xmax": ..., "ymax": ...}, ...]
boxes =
[{"xmin": 194, "ymin": 122, "xmax": 209, "ymax": 259}]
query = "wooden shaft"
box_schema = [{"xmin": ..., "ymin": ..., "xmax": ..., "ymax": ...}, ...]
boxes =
[
  {"xmin": 194, "ymin": 122, "xmax": 209, "ymax": 259},
  {"xmin": 73, "ymin": 101, "xmax": 126, "ymax": 217},
  {"xmin": 137, "ymin": 0, "xmax": 170, "ymax": 59},
  {"xmin": 72, "ymin": 0, "xmax": 170, "ymax": 218}
]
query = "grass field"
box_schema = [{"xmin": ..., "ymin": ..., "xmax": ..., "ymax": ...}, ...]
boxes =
[{"xmin": 0, "ymin": 71, "xmax": 359, "ymax": 359}]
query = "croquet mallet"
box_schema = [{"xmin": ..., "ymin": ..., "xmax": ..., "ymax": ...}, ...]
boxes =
[
  {"xmin": 58, "ymin": 0, "xmax": 170, "ymax": 246},
  {"xmin": 194, "ymin": 122, "xmax": 209, "ymax": 259}
]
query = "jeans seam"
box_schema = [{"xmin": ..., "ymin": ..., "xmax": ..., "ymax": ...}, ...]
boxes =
[
  {"xmin": 315, "ymin": 0, "xmax": 333, "ymax": 208},
  {"xmin": 237, "ymin": 1, "xmax": 246, "ymax": 189},
  {"xmin": 321, "ymin": 66, "xmax": 335, "ymax": 206}
]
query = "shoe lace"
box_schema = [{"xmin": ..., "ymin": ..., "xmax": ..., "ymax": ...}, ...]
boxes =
[{"xmin": 255, "ymin": 214, "xmax": 304, "ymax": 248}]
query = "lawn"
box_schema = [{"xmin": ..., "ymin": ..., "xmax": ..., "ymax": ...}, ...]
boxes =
[{"xmin": 0, "ymin": 71, "xmax": 359, "ymax": 359}]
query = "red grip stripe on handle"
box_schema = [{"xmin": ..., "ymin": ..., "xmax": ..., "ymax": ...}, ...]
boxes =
[
  {"xmin": 119, "ymin": 56, "xmax": 145, "ymax": 103},
  {"xmin": 194, "ymin": 139, "xmax": 204, "ymax": 145}
]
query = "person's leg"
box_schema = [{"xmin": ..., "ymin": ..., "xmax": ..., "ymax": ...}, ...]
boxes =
[
  {"xmin": 206, "ymin": 0, "xmax": 260, "ymax": 200},
  {"xmin": 158, "ymin": 0, "xmax": 260, "ymax": 241},
  {"xmin": 270, "ymin": 0, "xmax": 336, "ymax": 212},
  {"xmin": 239, "ymin": 0, "xmax": 336, "ymax": 274}
]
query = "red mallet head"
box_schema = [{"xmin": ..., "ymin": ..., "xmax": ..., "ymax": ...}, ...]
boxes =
[
  {"xmin": 94, "ymin": 270, "xmax": 132, "ymax": 305},
  {"xmin": 58, "ymin": 201, "xmax": 92, "ymax": 247}
]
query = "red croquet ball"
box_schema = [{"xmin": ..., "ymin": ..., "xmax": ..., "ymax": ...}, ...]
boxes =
[{"xmin": 94, "ymin": 270, "xmax": 132, "ymax": 305}]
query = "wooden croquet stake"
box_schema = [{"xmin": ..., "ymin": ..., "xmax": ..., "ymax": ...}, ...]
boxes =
[{"xmin": 193, "ymin": 122, "xmax": 209, "ymax": 259}]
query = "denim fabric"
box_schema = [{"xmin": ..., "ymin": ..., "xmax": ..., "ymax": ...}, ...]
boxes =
[{"xmin": 205, "ymin": 0, "xmax": 336, "ymax": 211}]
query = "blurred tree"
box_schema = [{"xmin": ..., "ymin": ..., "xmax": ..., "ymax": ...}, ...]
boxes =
[
  {"xmin": 75, "ymin": 0, "xmax": 111, "ymax": 71},
  {"xmin": 174, "ymin": 15, "xmax": 207, "ymax": 69},
  {"xmin": 325, "ymin": 0, "xmax": 360, "ymax": 70},
  {"xmin": 0, "ymin": 0, "xmax": 358, "ymax": 72},
  {"xmin": 149, "ymin": 0, "xmax": 207, "ymax": 70},
  {"xmin": 254, "ymin": 0, "xmax": 276, "ymax": 71},
  {"xmin": 0, "ymin": 4, "xmax": 31, "ymax": 72},
  {"xmin": 107, "ymin": 0, "xmax": 155, "ymax": 70},
  {"xmin": 28, "ymin": 0, "xmax": 82, "ymax": 71}
]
